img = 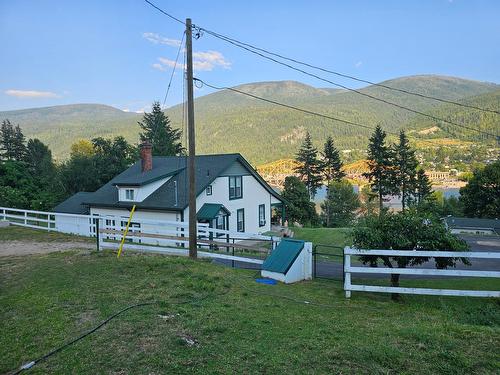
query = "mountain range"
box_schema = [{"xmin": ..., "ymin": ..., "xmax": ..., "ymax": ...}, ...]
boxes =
[{"xmin": 1, "ymin": 75, "xmax": 498, "ymax": 164}]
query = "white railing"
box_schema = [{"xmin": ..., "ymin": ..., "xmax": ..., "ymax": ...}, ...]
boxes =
[
  {"xmin": 97, "ymin": 215, "xmax": 275, "ymax": 264},
  {"xmin": 343, "ymin": 247, "xmax": 500, "ymax": 298},
  {"xmin": 0, "ymin": 206, "xmax": 275, "ymax": 244},
  {"xmin": 0, "ymin": 206, "xmax": 96, "ymax": 236}
]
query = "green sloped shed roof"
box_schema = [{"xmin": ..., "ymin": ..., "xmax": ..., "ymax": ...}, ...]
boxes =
[
  {"xmin": 197, "ymin": 203, "xmax": 230, "ymax": 221},
  {"xmin": 262, "ymin": 239, "xmax": 305, "ymax": 274}
]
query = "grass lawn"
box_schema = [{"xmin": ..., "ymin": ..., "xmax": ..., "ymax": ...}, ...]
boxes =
[
  {"xmin": 1, "ymin": 247, "xmax": 499, "ymax": 374},
  {"xmin": 0, "ymin": 225, "xmax": 93, "ymax": 243},
  {"xmin": 292, "ymin": 227, "xmax": 352, "ymax": 247}
]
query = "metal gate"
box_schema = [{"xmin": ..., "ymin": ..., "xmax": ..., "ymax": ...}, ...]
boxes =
[{"xmin": 312, "ymin": 244, "xmax": 344, "ymax": 281}]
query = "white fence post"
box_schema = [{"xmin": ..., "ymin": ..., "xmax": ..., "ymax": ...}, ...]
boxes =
[{"xmin": 344, "ymin": 246, "xmax": 351, "ymax": 298}]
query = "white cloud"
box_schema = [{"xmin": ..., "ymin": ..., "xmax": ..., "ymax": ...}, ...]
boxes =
[
  {"xmin": 122, "ymin": 108, "xmax": 130, "ymax": 112},
  {"xmin": 5, "ymin": 89, "xmax": 60, "ymax": 99},
  {"xmin": 143, "ymin": 32, "xmax": 182, "ymax": 47},
  {"xmin": 153, "ymin": 50, "xmax": 231, "ymax": 72},
  {"xmin": 193, "ymin": 50, "xmax": 231, "ymax": 70},
  {"xmin": 355, "ymin": 61, "xmax": 363, "ymax": 68}
]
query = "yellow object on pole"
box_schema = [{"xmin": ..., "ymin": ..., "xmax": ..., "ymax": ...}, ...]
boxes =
[{"xmin": 117, "ymin": 205, "xmax": 136, "ymax": 258}]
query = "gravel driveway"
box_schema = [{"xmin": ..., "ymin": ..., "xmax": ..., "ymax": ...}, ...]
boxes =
[{"xmin": 0, "ymin": 240, "xmax": 94, "ymax": 256}]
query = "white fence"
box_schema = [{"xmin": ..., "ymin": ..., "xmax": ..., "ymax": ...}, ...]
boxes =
[
  {"xmin": 0, "ymin": 206, "xmax": 95, "ymax": 236},
  {"xmin": 0, "ymin": 206, "xmax": 276, "ymax": 265},
  {"xmin": 344, "ymin": 247, "xmax": 500, "ymax": 298},
  {"xmin": 96, "ymin": 214, "xmax": 276, "ymax": 264}
]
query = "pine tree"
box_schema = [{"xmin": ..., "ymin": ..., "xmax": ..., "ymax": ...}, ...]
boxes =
[
  {"xmin": 321, "ymin": 136, "xmax": 345, "ymax": 184},
  {"xmin": 363, "ymin": 125, "xmax": 395, "ymax": 213},
  {"xmin": 138, "ymin": 101, "xmax": 184, "ymax": 156},
  {"xmin": 415, "ymin": 169, "xmax": 433, "ymax": 205},
  {"xmin": 393, "ymin": 131, "xmax": 418, "ymax": 210},
  {"xmin": 0, "ymin": 119, "xmax": 15, "ymax": 160},
  {"xmin": 12, "ymin": 125, "xmax": 27, "ymax": 161},
  {"xmin": 294, "ymin": 132, "xmax": 322, "ymax": 199},
  {"xmin": 320, "ymin": 136, "xmax": 345, "ymax": 226}
]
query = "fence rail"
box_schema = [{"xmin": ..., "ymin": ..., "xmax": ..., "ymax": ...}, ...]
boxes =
[
  {"xmin": 1, "ymin": 206, "xmax": 275, "ymax": 266},
  {"xmin": 344, "ymin": 247, "xmax": 500, "ymax": 298}
]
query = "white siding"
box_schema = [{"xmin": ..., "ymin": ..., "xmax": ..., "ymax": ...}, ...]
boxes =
[
  {"xmin": 117, "ymin": 176, "xmax": 171, "ymax": 202},
  {"xmin": 185, "ymin": 174, "xmax": 275, "ymax": 235}
]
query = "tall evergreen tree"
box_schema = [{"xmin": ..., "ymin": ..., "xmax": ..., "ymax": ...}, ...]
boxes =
[
  {"xmin": 12, "ymin": 125, "xmax": 27, "ymax": 161},
  {"xmin": 294, "ymin": 132, "xmax": 322, "ymax": 198},
  {"xmin": 0, "ymin": 119, "xmax": 16, "ymax": 160},
  {"xmin": 138, "ymin": 101, "xmax": 184, "ymax": 156},
  {"xmin": 363, "ymin": 125, "xmax": 395, "ymax": 213},
  {"xmin": 320, "ymin": 136, "xmax": 345, "ymax": 226},
  {"xmin": 321, "ymin": 136, "xmax": 345, "ymax": 184},
  {"xmin": 393, "ymin": 131, "xmax": 418, "ymax": 210},
  {"xmin": 415, "ymin": 169, "xmax": 433, "ymax": 204}
]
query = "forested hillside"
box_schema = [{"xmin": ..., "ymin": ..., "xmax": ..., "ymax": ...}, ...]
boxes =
[{"xmin": 1, "ymin": 75, "xmax": 498, "ymax": 164}]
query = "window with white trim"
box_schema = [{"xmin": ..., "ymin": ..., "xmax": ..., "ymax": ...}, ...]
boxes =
[
  {"xmin": 237, "ymin": 209, "xmax": 245, "ymax": 232},
  {"xmin": 229, "ymin": 176, "xmax": 242, "ymax": 200},
  {"xmin": 258, "ymin": 204, "xmax": 266, "ymax": 227},
  {"xmin": 125, "ymin": 189, "xmax": 135, "ymax": 201},
  {"xmin": 206, "ymin": 185, "xmax": 212, "ymax": 195}
]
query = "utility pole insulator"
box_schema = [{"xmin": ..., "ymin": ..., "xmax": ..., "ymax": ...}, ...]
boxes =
[{"xmin": 186, "ymin": 18, "xmax": 197, "ymax": 259}]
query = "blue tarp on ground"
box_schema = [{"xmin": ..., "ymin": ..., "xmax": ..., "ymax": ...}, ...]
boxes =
[{"xmin": 262, "ymin": 239, "xmax": 305, "ymax": 274}]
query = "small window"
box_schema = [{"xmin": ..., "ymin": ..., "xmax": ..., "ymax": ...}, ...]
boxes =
[
  {"xmin": 237, "ymin": 209, "xmax": 245, "ymax": 232},
  {"xmin": 206, "ymin": 185, "xmax": 212, "ymax": 196},
  {"xmin": 125, "ymin": 189, "xmax": 134, "ymax": 201},
  {"xmin": 258, "ymin": 204, "xmax": 266, "ymax": 227},
  {"xmin": 229, "ymin": 176, "xmax": 242, "ymax": 200},
  {"xmin": 215, "ymin": 215, "xmax": 224, "ymax": 230}
]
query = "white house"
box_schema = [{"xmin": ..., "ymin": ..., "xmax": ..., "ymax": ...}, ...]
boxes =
[{"xmin": 54, "ymin": 142, "xmax": 283, "ymax": 236}]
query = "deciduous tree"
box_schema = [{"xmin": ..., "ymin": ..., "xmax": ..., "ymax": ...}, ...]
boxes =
[
  {"xmin": 321, "ymin": 180, "xmax": 360, "ymax": 227},
  {"xmin": 460, "ymin": 160, "xmax": 500, "ymax": 218},
  {"xmin": 281, "ymin": 176, "xmax": 318, "ymax": 226},
  {"xmin": 352, "ymin": 210, "xmax": 469, "ymax": 300}
]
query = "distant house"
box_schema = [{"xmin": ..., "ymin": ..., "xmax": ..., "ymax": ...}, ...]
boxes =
[
  {"xmin": 444, "ymin": 216, "xmax": 500, "ymax": 235},
  {"xmin": 54, "ymin": 142, "xmax": 283, "ymax": 235}
]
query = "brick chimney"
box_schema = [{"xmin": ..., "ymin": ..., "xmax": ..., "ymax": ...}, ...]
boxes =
[{"xmin": 140, "ymin": 140, "xmax": 153, "ymax": 173}]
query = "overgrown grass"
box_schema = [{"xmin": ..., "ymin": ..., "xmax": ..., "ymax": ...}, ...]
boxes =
[
  {"xmin": 1, "ymin": 248, "xmax": 499, "ymax": 374},
  {"xmin": 0, "ymin": 225, "xmax": 93, "ymax": 242}
]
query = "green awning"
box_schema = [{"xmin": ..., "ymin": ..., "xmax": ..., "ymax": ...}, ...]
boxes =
[
  {"xmin": 262, "ymin": 239, "xmax": 305, "ymax": 274},
  {"xmin": 197, "ymin": 203, "xmax": 230, "ymax": 221}
]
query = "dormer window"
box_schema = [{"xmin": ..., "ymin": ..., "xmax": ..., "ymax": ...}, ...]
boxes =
[{"xmin": 125, "ymin": 189, "xmax": 135, "ymax": 201}]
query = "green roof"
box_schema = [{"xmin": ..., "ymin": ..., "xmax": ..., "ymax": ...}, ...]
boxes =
[
  {"xmin": 197, "ymin": 203, "xmax": 230, "ymax": 221},
  {"xmin": 262, "ymin": 239, "xmax": 305, "ymax": 274}
]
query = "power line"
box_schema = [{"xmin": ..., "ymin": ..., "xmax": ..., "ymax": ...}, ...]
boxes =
[
  {"xmin": 197, "ymin": 30, "xmax": 499, "ymax": 139},
  {"xmin": 196, "ymin": 29, "xmax": 500, "ymax": 115},
  {"xmin": 143, "ymin": 0, "xmax": 185, "ymax": 25},
  {"xmin": 162, "ymin": 31, "xmax": 185, "ymax": 108},
  {"xmin": 195, "ymin": 77, "xmax": 401, "ymax": 136},
  {"xmin": 193, "ymin": 78, "xmax": 452, "ymax": 148},
  {"xmin": 143, "ymin": 0, "xmax": 499, "ymax": 139}
]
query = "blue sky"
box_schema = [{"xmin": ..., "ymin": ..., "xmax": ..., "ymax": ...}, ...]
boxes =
[{"xmin": 1, "ymin": 0, "xmax": 499, "ymax": 112}]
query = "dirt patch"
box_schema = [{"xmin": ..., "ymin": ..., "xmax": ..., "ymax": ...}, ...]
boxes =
[{"xmin": 0, "ymin": 240, "xmax": 94, "ymax": 256}]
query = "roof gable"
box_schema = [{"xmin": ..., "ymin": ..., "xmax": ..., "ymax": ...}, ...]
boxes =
[{"xmin": 76, "ymin": 153, "xmax": 281, "ymax": 211}]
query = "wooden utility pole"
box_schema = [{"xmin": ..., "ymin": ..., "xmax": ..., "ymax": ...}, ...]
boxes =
[{"xmin": 186, "ymin": 18, "xmax": 197, "ymax": 259}]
